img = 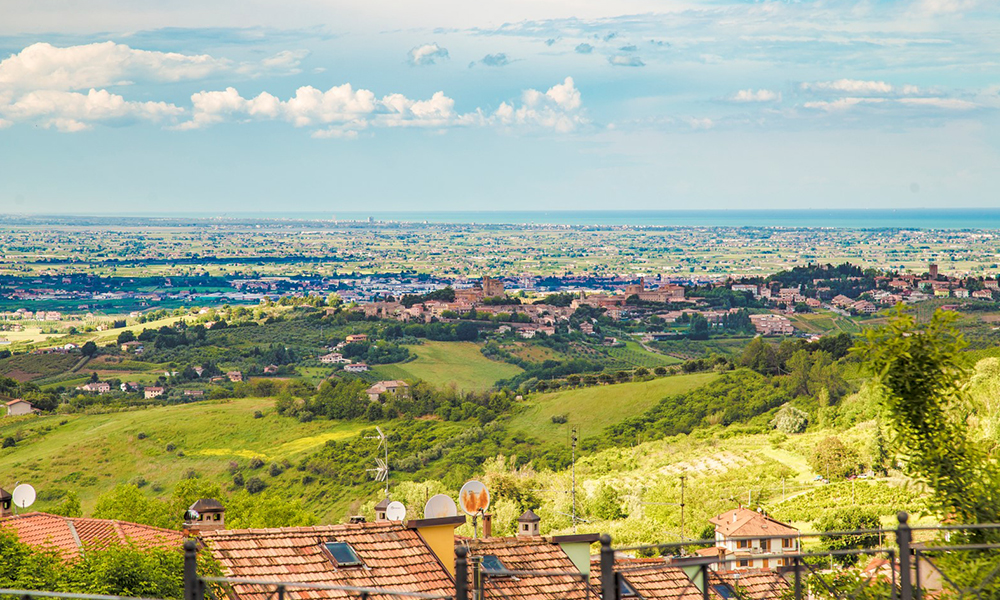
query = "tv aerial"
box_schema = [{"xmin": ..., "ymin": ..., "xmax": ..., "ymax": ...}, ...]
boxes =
[
  {"xmin": 385, "ymin": 501, "xmax": 407, "ymax": 522},
  {"xmin": 459, "ymin": 480, "xmax": 491, "ymax": 538},
  {"xmin": 365, "ymin": 426, "xmax": 389, "ymax": 495},
  {"xmin": 423, "ymin": 494, "xmax": 458, "ymax": 519},
  {"xmin": 12, "ymin": 483, "xmax": 36, "ymax": 514}
]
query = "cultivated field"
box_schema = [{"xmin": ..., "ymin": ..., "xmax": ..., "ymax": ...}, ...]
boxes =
[{"xmin": 371, "ymin": 341, "xmax": 522, "ymax": 391}]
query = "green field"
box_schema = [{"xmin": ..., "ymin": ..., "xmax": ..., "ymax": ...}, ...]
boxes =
[
  {"xmin": 371, "ymin": 341, "xmax": 522, "ymax": 392},
  {"xmin": 607, "ymin": 340, "xmax": 682, "ymax": 368},
  {"xmin": 508, "ymin": 371, "xmax": 719, "ymax": 439},
  {"xmin": 0, "ymin": 398, "xmax": 366, "ymax": 518},
  {"xmin": 788, "ymin": 310, "xmax": 862, "ymax": 335}
]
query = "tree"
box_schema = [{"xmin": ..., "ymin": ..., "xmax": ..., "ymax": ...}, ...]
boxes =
[
  {"xmin": 771, "ymin": 405, "xmax": 808, "ymax": 434},
  {"xmin": 859, "ymin": 308, "xmax": 1000, "ymax": 527},
  {"xmin": 50, "ymin": 492, "xmax": 82, "ymax": 518},
  {"xmin": 786, "ymin": 349, "xmax": 812, "ymax": 396},
  {"xmin": 815, "ymin": 507, "xmax": 881, "ymax": 566},
  {"xmin": 739, "ymin": 337, "xmax": 778, "ymax": 375},
  {"xmin": 689, "ymin": 313, "xmax": 710, "ymax": 340},
  {"xmin": 455, "ymin": 321, "xmax": 478, "ymax": 341},
  {"xmin": 809, "ymin": 436, "xmax": 860, "ymax": 479},
  {"xmin": 117, "ymin": 330, "xmax": 135, "ymax": 344},
  {"xmin": 588, "ymin": 483, "xmax": 627, "ymax": 520},
  {"xmin": 81, "ymin": 341, "xmax": 98, "ymax": 357},
  {"xmin": 92, "ymin": 484, "xmax": 173, "ymax": 529}
]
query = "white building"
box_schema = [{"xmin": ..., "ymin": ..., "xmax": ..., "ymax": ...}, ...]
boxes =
[{"xmin": 707, "ymin": 508, "xmax": 800, "ymax": 570}]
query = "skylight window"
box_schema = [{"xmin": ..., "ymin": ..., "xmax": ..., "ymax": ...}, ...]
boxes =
[
  {"xmin": 712, "ymin": 584, "xmax": 737, "ymax": 599},
  {"xmin": 324, "ymin": 541, "xmax": 363, "ymax": 567},
  {"xmin": 480, "ymin": 554, "xmax": 508, "ymax": 575},
  {"xmin": 619, "ymin": 576, "xmax": 639, "ymax": 598}
]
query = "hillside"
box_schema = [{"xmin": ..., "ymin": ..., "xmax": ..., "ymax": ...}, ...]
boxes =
[
  {"xmin": 371, "ymin": 341, "xmax": 522, "ymax": 391},
  {"xmin": 508, "ymin": 372, "xmax": 719, "ymax": 439}
]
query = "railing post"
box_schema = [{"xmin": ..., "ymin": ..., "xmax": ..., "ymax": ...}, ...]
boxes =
[
  {"xmin": 793, "ymin": 555, "xmax": 802, "ymax": 600},
  {"xmin": 184, "ymin": 539, "xmax": 202, "ymax": 600},
  {"xmin": 600, "ymin": 534, "xmax": 618, "ymax": 600},
  {"xmin": 897, "ymin": 512, "xmax": 913, "ymax": 600},
  {"xmin": 471, "ymin": 555, "xmax": 484, "ymax": 600},
  {"xmin": 456, "ymin": 545, "xmax": 469, "ymax": 600},
  {"xmin": 700, "ymin": 563, "xmax": 709, "ymax": 600}
]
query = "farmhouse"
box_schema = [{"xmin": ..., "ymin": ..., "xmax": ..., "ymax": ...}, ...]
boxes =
[
  {"xmin": 365, "ymin": 380, "xmax": 410, "ymax": 402},
  {"xmin": 345, "ymin": 334, "xmax": 369, "ymax": 343},
  {"xmin": 4, "ymin": 399, "xmax": 38, "ymax": 417},
  {"xmin": 707, "ymin": 508, "xmax": 800, "ymax": 570},
  {"xmin": 227, "ymin": 371, "xmax": 243, "ymax": 382},
  {"xmin": 344, "ymin": 363, "xmax": 369, "ymax": 373},
  {"xmin": 748, "ymin": 314, "xmax": 794, "ymax": 336},
  {"xmin": 78, "ymin": 381, "xmax": 111, "ymax": 394},
  {"xmin": 144, "ymin": 386, "xmax": 165, "ymax": 399},
  {"xmin": 320, "ymin": 352, "xmax": 349, "ymax": 364}
]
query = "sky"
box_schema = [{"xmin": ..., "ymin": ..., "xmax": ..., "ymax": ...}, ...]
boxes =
[{"xmin": 0, "ymin": 0, "xmax": 998, "ymax": 214}]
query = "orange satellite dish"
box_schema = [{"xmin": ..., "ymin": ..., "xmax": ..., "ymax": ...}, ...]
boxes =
[{"xmin": 459, "ymin": 480, "xmax": 491, "ymax": 515}]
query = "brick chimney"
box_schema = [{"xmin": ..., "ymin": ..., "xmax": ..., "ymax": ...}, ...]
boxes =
[
  {"xmin": 184, "ymin": 498, "xmax": 225, "ymax": 535},
  {"xmin": 517, "ymin": 509, "xmax": 541, "ymax": 538},
  {"xmin": 482, "ymin": 513, "xmax": 492, "ymax": 538},
  {"xmin": 0, "ymin": 488, "xmax": 11, "ymax": 518}
]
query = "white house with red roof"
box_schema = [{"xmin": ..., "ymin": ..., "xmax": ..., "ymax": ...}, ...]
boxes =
[{"xmin": 707, "ymin": 508, "xmax": 800, "ymax": 570}]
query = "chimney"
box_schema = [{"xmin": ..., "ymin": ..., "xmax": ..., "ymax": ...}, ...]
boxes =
[
  {"xmin": 406, "ymin": 515, "xmax": 466, "ymax": 576},
  {"xmin": 375, "ymin": 497, "xmax": 391, "ymax": 523},
  {"xmin": 0, "ymin": 488, "xmax": 11, "ymax": 518},
  {"xmin": 483, "ymin": 513, "xmax": 492, "ymax": 538},
  {"xmin": 517, "ymin": 509, "xmax": 541, "ymax": 538},
  {"xmin": 184, "ymin": 498, "xmax": 225, "ymax": 535}
]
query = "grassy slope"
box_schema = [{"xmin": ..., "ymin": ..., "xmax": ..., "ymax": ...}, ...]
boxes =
[
  {"xmin": 372, "ymin": 341, "xmax": 522, "ymax": 392},
  {"xmin": 0, "ymin": 398, "xmax": 365, "ymax": 517},
  {"xmin": 508, "ymin": 372, "xmax": 719, "ymax": 439}
]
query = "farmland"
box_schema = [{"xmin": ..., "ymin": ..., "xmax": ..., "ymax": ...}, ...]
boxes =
[{"xmin": 371, "ymin": 341, "xmax": 522, "ymax": 391}]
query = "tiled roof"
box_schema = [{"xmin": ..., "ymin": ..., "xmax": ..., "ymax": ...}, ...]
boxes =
[
  {"xmin": 463, "ymin": 537, "xmax": 592, "ymax": 600},
  {"xmin": 202, "ymin": 522, "xmax": 455, "ymax": 600},
  {"xmin": 589, "ymin": 557, "xmax": 717, "ymax": 600},
  {"xmin": 712, "ymin": 570, "xmax": 790, "ymax": 600},
  {"xmin": 709, "ymin": 509, "xmax": 798, "ymax": 538},
  {"xmin": 0, "ymin": 512, "xmax": 182, "ymax": 559}
]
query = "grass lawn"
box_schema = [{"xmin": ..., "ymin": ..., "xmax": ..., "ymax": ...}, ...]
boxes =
[
  {"xmin": 370, "ymin": 341, "xmax": 522, "ymax": 392},
  {"xmin": 508, "ymin": 371, "xmax": 719, "ymax": 439},
  {"xmin": 0, "ymin": 398, "xmax": 367, "ymax": 516}
]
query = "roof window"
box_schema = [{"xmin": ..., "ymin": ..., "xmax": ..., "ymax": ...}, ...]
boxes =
[
  {"xmin": 480, "ymin": 554, "xmax": 508, "ymax": 575},
  {"xmin": 324, "ymin": 541, "xmax": 363, "ymax": 567},
  {"xmin": 712, "ymin": 584, "xmax": 737, "ymax": 599},
  {"xmin": 619, "ymin": 576, "xmax": 639, "ymax": 598}
]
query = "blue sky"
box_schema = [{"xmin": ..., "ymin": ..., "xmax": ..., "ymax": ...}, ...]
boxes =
[{"xmin": 0, "ymin": 0, "xmax": 998, "ymax": 213}]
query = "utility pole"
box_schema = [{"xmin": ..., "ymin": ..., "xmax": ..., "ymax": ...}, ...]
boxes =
[
  {"xmin": 571, "ymin": 428, "xmax": 578, "ymax": 533},
  {"xmin": 680, "ymin": 475, "xmax": 686, "ymax": 542}
]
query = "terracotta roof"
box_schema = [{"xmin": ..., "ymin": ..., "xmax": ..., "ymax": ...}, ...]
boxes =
[
  {"xmin": 463, "ymin": 537, "xmax": 592, "ymax": 600},
  {"xmin": 712, "ymin": 570, "xmax": 790, "ymax": 600},
  {"xmin": 518, "ymin": 510, "xmax": 540, "ymax": 523},
  {"xmin": 5, "ymin": 399, "xmax": 28, "ymax": 406},
  {"xmin": 590, "ymin": 557, "xmax": 717, "ymax": 600},
  {"xmin": 0, "ymin": 512, "xmax": 182, "ymax": 559},
  {"xmin": 191, "ymin": 498, "xmax": 225, "ymax": 512},
  {"xmin": 709, "ymin": 509, "xmax": 798, "ymax": 538},
  {"xmin": 202, "ymin": 521, "xmax": 455, "ymax": 600}
]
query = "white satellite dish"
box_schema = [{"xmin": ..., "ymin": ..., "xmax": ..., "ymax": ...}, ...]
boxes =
[
  {"xmin": 386, "ymin": 501, "xmax": 407, "ymax": 522},
  {"xmin": 459, "ymin": 480, "xmax": 491, "ymax": 516},
  {"xmin": 12, "ymin": 484, "xmax": 36, "ymax": 509},
  {"xmin": 423, "ymin": 494, "xmax": 458, "ymax": 519}
]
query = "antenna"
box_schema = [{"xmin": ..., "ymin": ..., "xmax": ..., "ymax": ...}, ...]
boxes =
[
  {"xmin": 570, "ymin": 428, "xmax": 578, "ymax": 533},
  {"xmin": 423, "ymin": 494, "xmax": 458, "ymax": 519},
  {"xmin": 365, "ymin": 426, "xmax": 389, "ymax": 496},
  {"xmin": 385, "ymin": 501, "xmax": 407, "ymax": 522},
  {"xmin": 12, "ymin": 483, "xmax": 36, "ymax": 514}
]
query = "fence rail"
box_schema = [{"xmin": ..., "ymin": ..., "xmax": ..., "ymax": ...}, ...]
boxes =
[{"xmin": 6, "ymin": 511, "xmax": 1000, "ymax": 600}]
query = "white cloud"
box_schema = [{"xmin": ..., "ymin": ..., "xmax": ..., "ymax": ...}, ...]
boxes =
[
  {"xmin": 0, "ymin": 42, "xmax": 228, "ymax": 91},
  {"xmin": 801, "ymin": 79, "xmax": 902, "ymax": 95},
  {"xmin": 609, "ymin": 54, "xmax": 645, "ymax": 67},
  {"xmin": 488, "ymin": 76, "xmax": 586, "ymax": 133},
  {"xmin": 0, "ymin": 118, "xmax": 11, "ymax": 129},
  {"xmin": 408, "ymin": 43, "xmax": 449, "ymax": 66},
  {"xmin": 0, "ymin": 42, "xmax": 307, "ymax": 92},
  {"xmin": 803, "ymin": 96, "xmax": 975, "ymax": 111},
  {"xmin": 731, "ymin": 89, "xmax": 781, "ymax": 102},
  {"xmin": 1, "ymin": 88, "xmax": 183, "ymax": 131},
  {"xmin": 916, "ymin": 0, "xmax": 979, "ymax": 14},
  {"xmin": 803, "ymin": 97, "xmax": 887, "ymax": 111},
  {"xmin": 897, "ymin": 97, "xmax": 976, "ymax": 110}
]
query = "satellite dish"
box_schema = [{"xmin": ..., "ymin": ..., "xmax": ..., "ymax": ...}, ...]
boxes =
[
  {"xmin": 12, "ymin": 484, "xmax": 35, "ymax": 509},
  {"xmin": 423, "ymin": 494, "xmax": 458, "ymax": 519},
  {"xmin": 459, "ymin": 480, "xmax": 491, "ymax": 516},
  {"xmin": 386, "ymin": 501, "xmax": 407, "ymax": 522}
]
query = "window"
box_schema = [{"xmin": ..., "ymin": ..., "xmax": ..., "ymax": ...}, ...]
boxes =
[
  {"xmin": 480, "ymin": 555, "xmax": 508, "ymax": 575},
  {"xmin": 737, "ymin": 540, "xmax": 749, "ymax": 549},
  {"xmin": 737, "ymin": 560, "xmax": 749, "ymax": 568},
  {"xmin": 619, "ymin": 576, "xmax": 639, "ymax": 598},
  {"xmin": 783, "ymin": 538, "xmax": 794, "ymax": 549},
  {"xmin": 712, "ymin": 584, "xmax": 736, "ymax": 599},
  {"xmin": 760, "ymin": 539, "xmax": 770, "ymax": 551},
  {"xmin": 324, "ymin": 542, "xmax": 363, "ymax": 567}
]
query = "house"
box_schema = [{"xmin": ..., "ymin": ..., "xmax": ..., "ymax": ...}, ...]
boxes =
[
  {"xmin": 201, "ymin": 518, "xmax": 465, "ymax": 600},
  {"xmin": 121, "ymin": 382, "xmax": 141, "ymax": 392},
  {"xmin": 0, "ymin": 512, "xmax": 181, "ymax": 559},
  {"xmin": 345, "ymin": 334, "xmax": 369, "ymax": 344},
  {"xmin": 184, "ymin": 389, "xmax": 206, "ymax": 398},
  {"xmin": 263, "ymin": 364, "xmax": 279, "ymax": 375},
  {"xmin": 344, "ymin": 363, "xmax": 369, "ymax": 373},
  {"xmin": 732, "ymin": 284, "xmax": 759, "ymax": 296},
  {"xmin": 144, "ymin": 386, "xmax": 165, "ymax": 399},
  {"xmin": 831, "ymin": 295, "xmax": 854, "ymax": 308},
  {"xmin": 851, "ymin": 300, "xmax": 878, "ymax": 314},
  {"xmin": 953, "ymin": 288, "xmax": 970, "ymax": 298},
  {"xmin": 748, "ymin": 314, "xmax": 794, "ymax": 336},
  {"xmin": 708, "ymin": 508, "xmax": 800, "ymax": 570},
  {"xmin": 985, "ymin": 280, "xmax": 999, "ymax": 291},
  {"xmin": 121, "ymin": 341, "xmax": 143, "ymax": 353},
  {"xmin": 227, "ymin": 371, "xmax": 243, "ymax": 383},
  {"xmin": 193, "ymin": 366, "xmax": 205, "ymax": 377},
  {"xmin": 5, "ymin": 399, "xmax": 38, "ymax": 417},
  {"xmin": 973, "ymin": 289, "xmax": 994, "ymax": 300},
  {"xmin": 320, "ymin": 352, "xmax": 349, "ymax": 364},
  {"xmin": 78, "ymin": 381, "xmax": 111, "ymax": 394},
  {"xmin": 366, "ymin": 380, "xmax": 410, "ymax": 402}
]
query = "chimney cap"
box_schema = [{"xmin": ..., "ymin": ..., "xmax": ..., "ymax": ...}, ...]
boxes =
[
  {"xmin": 375, "ymin": 497, "xmax": 392, "ymax": 510},
  {"xmin": 0, "ymin": 488, "xmax": 10, "ymax": 501},
  {"xmin": 518, "ymin": 509, "xmax": 541, "ymax": 523},
  {"xmin": 190, "ymin": 498, "xmax": 225, "ymax": 512}
]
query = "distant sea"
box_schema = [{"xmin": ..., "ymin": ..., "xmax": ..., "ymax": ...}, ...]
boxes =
[{"xmin": 70, "ymin": 208, "xmax": 1000, "ymax": 229}]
